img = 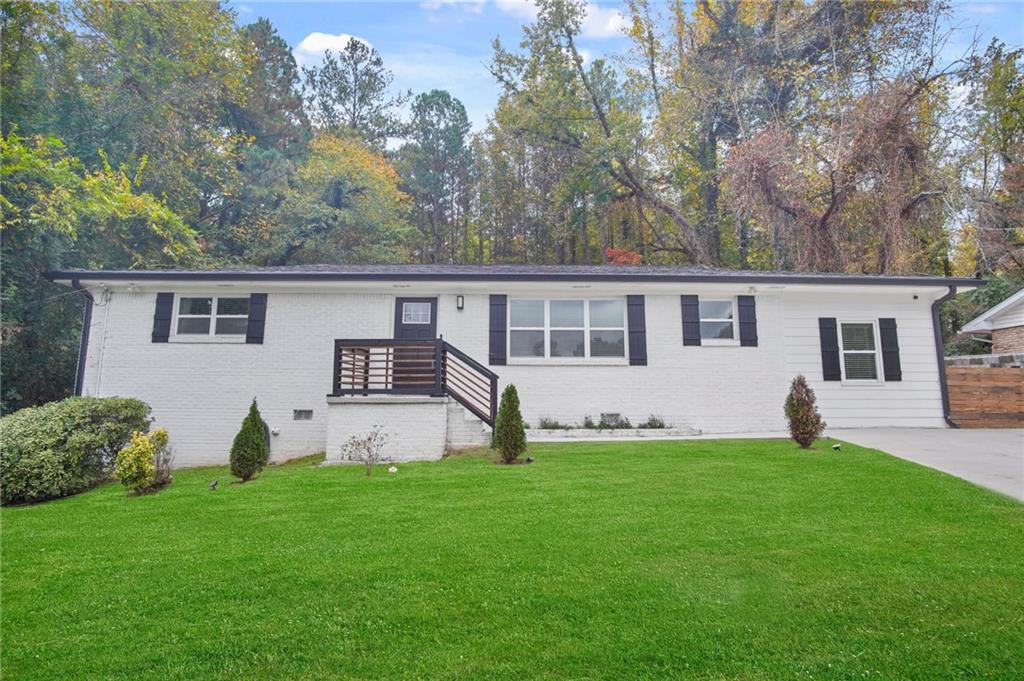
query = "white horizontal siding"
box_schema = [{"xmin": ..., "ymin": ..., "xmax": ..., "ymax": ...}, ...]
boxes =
[{"xmin": 781, "ymin": 291, "xmax": 943, "ymax": 428}]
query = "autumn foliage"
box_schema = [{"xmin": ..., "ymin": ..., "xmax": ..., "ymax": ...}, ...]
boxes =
[{"xmin": 604, "ymin": 247, "xmax": 642, "ymax": 265}]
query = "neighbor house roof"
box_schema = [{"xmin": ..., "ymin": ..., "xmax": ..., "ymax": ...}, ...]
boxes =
[
  {"xmin": 961, "ymin": 287, "xmax": 1024, "ymax": 332},
  {"xmin": 46, "ymin": 264, "xmax": 984, "ymax": 287}
]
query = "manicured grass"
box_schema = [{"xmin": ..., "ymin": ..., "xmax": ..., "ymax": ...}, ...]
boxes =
[{"xmin": 2, "ymin": 440, "xmax": 1022, "ymax": 680}]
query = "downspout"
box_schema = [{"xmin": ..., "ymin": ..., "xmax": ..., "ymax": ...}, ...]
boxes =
[
  {"xmin": 71, "ymin": 279, "xmax": 94, "ymax": 396},
  {"xmin": 931, "ymin": 285, "xmax": 958, "ymax": 428}
]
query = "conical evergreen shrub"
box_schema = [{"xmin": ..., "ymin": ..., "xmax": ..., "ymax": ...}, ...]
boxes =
[
  {"xmin": 784, "ymin": 375, "xmax": 825, "ymax": 449},
  {"xmin": 492, "ymin": 384, "xmax": 526, "ymax": 464},
  {"xmin": 230, "ymin": 399, "xmax": 269, "ymax": 481}
]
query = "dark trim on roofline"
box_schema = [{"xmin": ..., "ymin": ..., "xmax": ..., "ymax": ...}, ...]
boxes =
[
  {"xmin": 45, "ymin": 270, "xmax": 984, "ymax": 288},
  {"xmin": 931, "ymin": 285, "xmax": 959, "ymax": 428},
  {"xmin": 71, "ymin": 279, "xmax": 94, "ymax": 396}
]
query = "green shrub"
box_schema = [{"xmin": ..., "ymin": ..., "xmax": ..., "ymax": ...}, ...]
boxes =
[
  {"xmin": 637, "ymin": 415, "xmax": 667, "ymax": 429},
  {"xmin": 784, "ymin": 375, "xmax": 825, "ymax": 448},
  {"xmin": 230, "ymin": 399, "xmax": 269, "ymax": 481},
  {"xmin": 114, "ymin": 428, "xmax": 171, "ymax": 494},
  {"xmin": 538, "ymin": 417, "xmax": 572, "ymax": 430},
  {"xmin": 0, "ymin": 397, "xmax": 151, "ymax": 505},
  {"xmin": 492, "ymin": 384, "xmax": 526, "ymax": 464}
]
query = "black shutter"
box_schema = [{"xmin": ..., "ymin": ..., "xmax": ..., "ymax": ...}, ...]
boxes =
[
  {"xmin": 489, "ymin": 295, "xmax": 507, "ymax": 365},
  {"xmin": 681, "ymin": 295, "xmax": 701, "ymax": 346},
  {"xmin": 626, "ymin": 295, "xmax": 647, "ymax": 366},
  {"xmin": 246, "ymin": 293, "xmax": 268, "ymax": 344},
  {"xmin": 819, "ymin": 318, "xmax": 841, "ymax": 381},
  {"xmin": 878, "ymin": 317, "xmax": 902, "ymax": 381},
  {"xmin": 152, "ymin": 292, "xmax": 173, "ymax": 343},
  {"xmin": 738, "ymin": 295, "xmax": 758, "ymax": 347}
]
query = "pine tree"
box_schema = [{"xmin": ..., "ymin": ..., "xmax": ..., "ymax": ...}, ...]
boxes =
[
  {"xmin": 230, "ymin": 399, "xmax": 269, "ymax": 481},
  {"xmin": 784, "ymin": 375, "xmax": 825, "ymax": 449},
  {"xmin": 492, "ymin": 384, "xmax": 526, "ymax": 464}
]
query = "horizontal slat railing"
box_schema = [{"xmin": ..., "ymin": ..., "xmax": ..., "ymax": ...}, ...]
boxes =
[{"xmin": 331, "ymin": 338, "xmax": 499, "ymax": 426}]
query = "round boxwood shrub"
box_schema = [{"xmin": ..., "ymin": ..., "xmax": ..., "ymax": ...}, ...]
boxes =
[
  {"xmin": 0, "ymin": 396, "xmax": 151, "ymax": 505},
  {"xmin": 230, "ymin": 399, "xmax": 269, "ymax": 481}
]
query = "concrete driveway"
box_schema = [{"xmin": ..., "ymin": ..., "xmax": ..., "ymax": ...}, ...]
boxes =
[{"xmin": 829, "ymin": 428, "xmax": 1024, "ymax": 501}]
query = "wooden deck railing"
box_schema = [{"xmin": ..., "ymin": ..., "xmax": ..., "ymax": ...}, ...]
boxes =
[{"xmin": 331, "ymin": 338, "xmax": 499, "ymax": 426}]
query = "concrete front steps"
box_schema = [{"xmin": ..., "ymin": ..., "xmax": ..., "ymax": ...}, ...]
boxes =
[{"xmin": 446, "ymin": 398, "xmax": 491, "ymax": 449}]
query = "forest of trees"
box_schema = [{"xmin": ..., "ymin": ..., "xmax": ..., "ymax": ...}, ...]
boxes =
[{"xmin": 1, "ymin": 0, "xmax": 1021, "ymax": 411}]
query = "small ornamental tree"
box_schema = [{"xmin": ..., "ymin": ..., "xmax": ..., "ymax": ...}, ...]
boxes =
[
  {"xmin": 492, "ymin": 384, "xmax": 526, "ymax": 464},
  {"xmin": 230, "ymin": 399, "xmax": 269, "ymax": 481},
  {"xmin": 784, "ymin": 375, "xmax": 826, "ymax": 448}
]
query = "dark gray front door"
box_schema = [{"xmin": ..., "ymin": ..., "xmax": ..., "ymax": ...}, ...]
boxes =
[
  {"xmin": 394, "ymin": 297, "xmax": 437, "ymax": 340},
  {"xmin": 393, "ymin": 297, "xmax": 438, "ymax": 392}
]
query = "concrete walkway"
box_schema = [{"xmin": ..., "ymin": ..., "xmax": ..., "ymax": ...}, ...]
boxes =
[{"xmin": 829, "ymin": 428, "xmax": 1024, "ymax": 501}]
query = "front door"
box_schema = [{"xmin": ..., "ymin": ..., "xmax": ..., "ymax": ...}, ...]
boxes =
[
  {"xmin": 393, "ymin": 297, "xmax": 438, "ymax": 392},
  {"xmin": 394, "ymin": 297, "xmax": 438, "ymax": 340}
]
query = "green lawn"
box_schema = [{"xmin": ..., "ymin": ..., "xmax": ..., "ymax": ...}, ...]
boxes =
[{"xmin": 2, "ymin": 440, "xmax": 1022, "ymax": 680}]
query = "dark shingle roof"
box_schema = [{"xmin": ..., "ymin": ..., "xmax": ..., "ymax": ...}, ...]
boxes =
[{"xmin": 46, "ymin": 263, "xmax": 983, "ymax": 287}]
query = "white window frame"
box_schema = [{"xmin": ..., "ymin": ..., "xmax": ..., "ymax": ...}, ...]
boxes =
[
  {"xmin": 839, "ymin": 319, "xmax": 884, "ymax": 384},
  {"xmin": 401, "ymin": 301, "xmax": 432, "ymax": 325},
  {"xmin": 171, "ymin": 294, "xmax": 249, "ymax": 342},
  {"xmin": 698, "ymin": 297, "xmax": 739, "ymax": 346},
  {"xmin": 507, "ymin": 298, "xmax": 628, "ymax": 364}
]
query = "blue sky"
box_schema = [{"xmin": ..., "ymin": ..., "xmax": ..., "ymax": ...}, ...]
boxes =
[{"xmin": 229, "ymin": 0, "xmax": 1024, "ymax": 131}]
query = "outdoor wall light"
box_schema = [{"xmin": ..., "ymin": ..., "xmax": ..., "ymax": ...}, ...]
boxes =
[{"xmin": 456, "ymin": 295, "xmax": 465, "ymax": 310}]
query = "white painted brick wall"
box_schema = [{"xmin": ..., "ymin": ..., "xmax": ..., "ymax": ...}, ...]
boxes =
[
  {"xmin": 80, "ymin": 282, "xmax": 948, "ymax": 467},
  {"xmin": 324, "ymin": 396, "xmax": 447, "ymax": 463}
]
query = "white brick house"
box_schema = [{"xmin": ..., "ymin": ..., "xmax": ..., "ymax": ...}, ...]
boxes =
[{"xmin": 48, "ymin": 265, "xmax": 980, "ymax": 467}]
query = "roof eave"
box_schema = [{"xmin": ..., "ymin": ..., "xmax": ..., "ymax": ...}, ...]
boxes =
[{"xmin": 44, "ymin": 269, "xmax": 986, "ymax": 288}]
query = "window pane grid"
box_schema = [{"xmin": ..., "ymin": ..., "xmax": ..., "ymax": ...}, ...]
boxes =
[
  {"xmin": 840, "ymin": 322, "xmax": 879, "ymax": 380},
  {"xmin": 176, "ymin": 296, "xmax": 249, "ymax": 336},
  {"xmin": 698, "ymin": 298, "xmax": 735, "ymax": 340},
  {"xmin": 509, "ymin": 299, "xmax": 625, "ymax": 359}
]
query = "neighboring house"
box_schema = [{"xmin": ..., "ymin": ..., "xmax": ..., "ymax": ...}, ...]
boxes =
[
  {"xmin": 960, "ymin": 287, "xmax": 1024, "ymax": 354},
  {"xmin": 48, "ymin": 265, "xmax": 980, "ymax": 466}
]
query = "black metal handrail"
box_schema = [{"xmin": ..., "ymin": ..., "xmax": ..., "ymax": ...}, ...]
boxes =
[{"xmin": 330, "ymin": 338, "xmax": 499, "ymax": 426}]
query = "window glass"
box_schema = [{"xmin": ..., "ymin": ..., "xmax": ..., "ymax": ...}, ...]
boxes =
[
  {"xmin": 700, "ymin": 321, "xmax": 734, "ymax": 340},
  {"xmin": 841, "ymin": 323, "xmax": 875, "ymax": 351},
  {"xmin": 217, "ymin": 298, "xmax": 250, "ymax": 316},
  {"xmin": 550, "ymin": 300, "xmax": 584, "ymax": 327},
  {"xmin": 843, "ymin": 353, "xmax": 878, "ymax": 380},
  {"xmin": 589, "ymin": 300, "xmax": 624, "ymax": 327},
  {"xmin": 402, "ymin": 302, "xmax": 431, "ymax": 324},
  {"xmin": 510, "ymin": 330, "xmax": 545, "ymax": 357},
  {"xmin": 179, "ymin": 297, "xmax": 212, "ymax": 315},
  {"xmin": 177, "ymin": 317, "xmax": 211, "ymax": 335},
  {"xmin": 550, "ymin": 330, "xmax": 585, "ymax": 357},
  {"xmin": 590, "ymin": 330, "xmax": 625, "ymax": 357},
  {"xmin": 510, "ymin": 300, "xmax": 544, "ymax": 327},
  {"xmin": 215, "ymin": 317, "xmax": 249, "ymax": 335},
  {"xmin": 699, "ymin": 300, "xmax": 733, "ymax": 319}
]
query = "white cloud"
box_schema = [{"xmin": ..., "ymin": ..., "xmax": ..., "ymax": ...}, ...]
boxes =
[
  {"xmin": 293, "ymin": 32, "xmax": 372, "ymax": 67},
  {"xmin": 580, "ymin": 3, "xmax": 626, "ymax": 38},
  {"xmin": 421, "ymin": 0, "xmax": 485, "ymax": 13},
  {"xmin": 236, "ymin": 4, "xmax": 253, "ymax": 14},
  {"xmin": 496, "ymin": 0, "xmax": 539, "ymax": 20},
  {"xmin": 497, "ymin": 1, "xmax": 626, "ymax": 39}
]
